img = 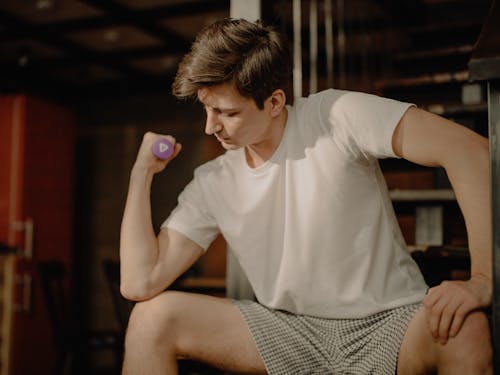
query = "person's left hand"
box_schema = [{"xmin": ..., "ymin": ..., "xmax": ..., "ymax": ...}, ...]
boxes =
[{"xmin": 422, "ymin": 275, "xmax": 491, "ymax": 345}]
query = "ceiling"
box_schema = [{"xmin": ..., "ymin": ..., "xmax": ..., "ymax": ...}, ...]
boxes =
[
  {"xmin": 0, "ymin": 0, "xmax": 493, "ymax": 102},
  {"xmin": 0, "ymin": 0, "xmax": 230, "ymax": 99}
]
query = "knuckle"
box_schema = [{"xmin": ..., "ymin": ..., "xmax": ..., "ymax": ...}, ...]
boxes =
[
  {"xmin": 429, "ymin": 327, "xmax": 438, "ymax": 337},
  {"xmin": 427, "ymin": 318, "xmax": 438, "ymax": 331},
  {"xmin": 440, "ymin": 280, "xmax": 451, "ymax": 288},
  {"xmin": 430, "ymin": 304, "xmax": 441, "ymax": 315},
  {"xmin": 454, "ymin": 307, "xmax": 467, "ymax": 319}
]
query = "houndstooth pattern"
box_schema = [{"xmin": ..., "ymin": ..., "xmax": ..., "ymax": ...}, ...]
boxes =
[{"xmin": 233, "ymin": 300, "xmax": 421, "ymax": 375}]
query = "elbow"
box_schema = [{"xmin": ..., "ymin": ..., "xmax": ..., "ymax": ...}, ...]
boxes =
[
  {"xmin": 443, "ymin": 133, "xmax": 490, "ymax": 187},
  {"xmin": 469, "ymin": 135, "xmax": 490, "ymax": 171},
  {"xmin": 444, "ymin": 130, "xmax": 489, "ymax": 170},
  {"xmin": 120, "ymin": 279, "xmax": 154, "ymax": 302},
  {"xmin": 120, "ymin": 272, "xmax": 170, "ymax": 301},
  {"xmin": 478, "ymin": 136, "xmax": 490, "ymax": 160}
]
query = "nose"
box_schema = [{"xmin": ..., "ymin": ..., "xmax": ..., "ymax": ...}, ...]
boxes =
[{"xmin": 205, "ymin": 111, "xmax": 222, "ymax": 135}]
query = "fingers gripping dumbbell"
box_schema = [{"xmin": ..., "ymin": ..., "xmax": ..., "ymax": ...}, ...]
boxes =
[{"xmin": 151, "ymin": 138, "xmax": 174, "ymax": 160}]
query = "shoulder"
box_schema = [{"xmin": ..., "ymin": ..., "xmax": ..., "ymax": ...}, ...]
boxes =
[
  {"xmin": 193, "ymin": 150, "xmax": 241, "ymax": 181},
  {"xmin": 292, "ymin": 89, "xmax": 376, "ymax": 125},
  {"xmin": 289, "ymin": 89, "xmax": 349, "ymax": 130},
  {"xmin": 293, "ymin": 89, "xmax": 349, "ymax": 111},
  {"xmin": 320, "ymin": 90, "xmax": 397, "ymax": 115}
]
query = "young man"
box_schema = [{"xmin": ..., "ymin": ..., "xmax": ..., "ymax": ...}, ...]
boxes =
[{"xmin": 120, "ymin": 18, "xmax": 492, "ymax": 374}]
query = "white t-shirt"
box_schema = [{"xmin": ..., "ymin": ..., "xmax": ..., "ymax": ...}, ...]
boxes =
[{"xmin": 163, "ymin": 89, "xmax": 428, "ymax": 318}]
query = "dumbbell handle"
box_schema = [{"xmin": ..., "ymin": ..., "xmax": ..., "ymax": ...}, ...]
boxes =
[{"xmin": 151, "ymin": 138, "xmax": 174, "ymax": 160}]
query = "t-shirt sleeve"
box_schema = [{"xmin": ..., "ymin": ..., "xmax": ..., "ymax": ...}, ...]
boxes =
[
  {"xmin": 321, "ymin": 89, "xmax": 414, "ymax": 162},
  {"xmin": 161, "ymin": 171, "xmax": 220, "ymax": 251}
]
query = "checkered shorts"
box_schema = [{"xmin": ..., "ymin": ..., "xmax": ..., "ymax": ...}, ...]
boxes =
[{"xmin": 233, "ymin": 300, "xmax": 421, "ymax": 375}]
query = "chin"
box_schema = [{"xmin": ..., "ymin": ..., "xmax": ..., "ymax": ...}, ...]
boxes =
[{"xmin": 221, "ymin": 142, "xmax": 241, "ymax": 150}]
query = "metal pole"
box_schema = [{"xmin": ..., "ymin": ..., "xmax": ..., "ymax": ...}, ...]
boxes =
[
  {"xmin": 309, "ymin": 0, "xmax": 318, "ymax": 94},
  {"xmin": 226, "ymin": 0, "xmax": 262, "ymax": 301},
  {"xmin": 489, "ymin": 79, "xmax": 500, "ymax": 373},
  {"xmin": 293, "ymin": 0, "xmax": 302, "ymax": 98},
  {"xmin": 337, "ymin": 0, "xmax": 346, "ymax": 89},
  {"xmin": 229, "ymin": 0, "xmax": 261, "ymax": 20},
  {"xmin": 324, "ymin": 0, "xmax": 334, "ymax": 89}
]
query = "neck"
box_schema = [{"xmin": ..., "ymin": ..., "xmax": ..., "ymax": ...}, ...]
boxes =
[{"xmin": 245, "ymin": 107, "xmax": 288, "ymax": 168}]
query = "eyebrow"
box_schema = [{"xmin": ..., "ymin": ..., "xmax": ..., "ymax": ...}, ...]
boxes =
[{"xmin": 204, "ymin": 104, "xmax": 240, "ymax": 113}]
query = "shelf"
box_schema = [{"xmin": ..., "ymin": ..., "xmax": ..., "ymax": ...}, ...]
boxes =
[
  {"xmin": 395, "ymin": 44, "xmax": 473, "ymax": 61},
  {"xmin": 389, "ymin": 189, "xmax": 455, "ymax": 202},
  {"xmin": 175, "ymin": 277, "xmax": 226, "ymax": 291},
  {"xmin": 424, "ymin": 102, "xmax": 488, "ymax": 116},
  {"xmin": 405, "ymin": 18, "xmax": 484, "ymax": 37},
  {"xmin": 376, "ymin": 70, "xmax": 469, "ymax": 90},
  {"xmin": 410, "ymin": 245, "xmax": 470, "ymax": 286}
]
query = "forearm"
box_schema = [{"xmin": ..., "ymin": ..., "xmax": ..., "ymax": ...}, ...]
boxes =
[
  {"xmin": 445, "ymin": 136, "xmax": 492, "ymax": 296},
  {"xmin": 120, "ymin": 165, "xmax": 162, "ymax": 298},
  {"xmin": 395, "ymin": 109, "xmax": 493, "ymax": 340},
  {"xmin": 395, "ymin": 109, "xmax": 492, "ymax": 284}
]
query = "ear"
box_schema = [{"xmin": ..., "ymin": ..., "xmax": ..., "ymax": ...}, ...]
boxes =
[{"xmin": 268, "ymin": 89, "xmax": 286, "ymax": 117}]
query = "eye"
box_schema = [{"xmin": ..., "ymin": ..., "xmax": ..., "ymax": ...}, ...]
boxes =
[{"xmin": 226, "ymin": 111, "xmax": 238, "ymax": 117}]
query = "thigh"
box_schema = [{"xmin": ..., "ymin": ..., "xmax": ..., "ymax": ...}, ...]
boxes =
[
  {"xmin": 397, "ymin": 306, "xmax": 492, "ymax": 375},
  {"xmin": 140, "ymin": 291, "xmax": 267, "ymax": 374},
  {"xmin": 397, "ymin": 307, "xmax": 436, "ymax": 375}
]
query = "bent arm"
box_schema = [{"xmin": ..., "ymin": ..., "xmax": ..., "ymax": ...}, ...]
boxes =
[
  {"xmin": 119, "ymin": 132, "xmax": 204, "ymax": 301},
  {"xmin": 392, "ymin": 107, "xmax": 491, "ymax": 291},
  {"xmin": 393, "ymin": 107, "xmax": 492, "ymax": 342}
]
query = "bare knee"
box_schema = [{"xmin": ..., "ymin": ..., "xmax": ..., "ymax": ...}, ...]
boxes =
[
  {"xmin": 440, "ymin": 311, "xmax": 492, "ymax": 374},
  {"xmin": 125, "ymin": 291, "xmax": 183, "ymax": 351}
]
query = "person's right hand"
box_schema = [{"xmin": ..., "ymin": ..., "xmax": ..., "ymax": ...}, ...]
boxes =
[{"xmin": 134, "ymin": 132, "xmax": 182, "ymax": 174}]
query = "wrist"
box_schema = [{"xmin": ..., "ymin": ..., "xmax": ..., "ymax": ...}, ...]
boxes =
[
  {"xmin": 131, "ymin": 162, "xmax": 155, "ymax": 179},
  {"xmin": 130, "ymin": 163, "xmax": 155, "ymax": 188},
  {"xmin": 471, "ymin": 272, "xmax": 491, "ymax": 285},
  {"xmin": 470, "ymin": 273, "xmax": 492, "ymax": 306}
]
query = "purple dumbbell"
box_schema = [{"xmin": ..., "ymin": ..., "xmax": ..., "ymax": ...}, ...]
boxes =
[{"xmin": 151, "ymin": 138, "xmax": 174, "ymax": 160}]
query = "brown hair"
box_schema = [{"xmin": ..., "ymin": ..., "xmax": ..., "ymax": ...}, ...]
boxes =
[{"xmin": 172, "ymin": 18, "xmax": 292, "ymax": 109}]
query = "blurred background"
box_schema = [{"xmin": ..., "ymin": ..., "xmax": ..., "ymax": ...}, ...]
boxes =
[{"xmin": 0, "ymin": 0, "xmax": 494, "ymax": 373}]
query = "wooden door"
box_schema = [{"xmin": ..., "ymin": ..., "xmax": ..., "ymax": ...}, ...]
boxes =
[{"xmin": 0, "ymin": 96, "xmax": 75, "ymax": 375}]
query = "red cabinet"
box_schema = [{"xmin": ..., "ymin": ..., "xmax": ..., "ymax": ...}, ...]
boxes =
[{"xmin": 0, "ymin": 95, "xmax": 75, "ymax": 375}]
